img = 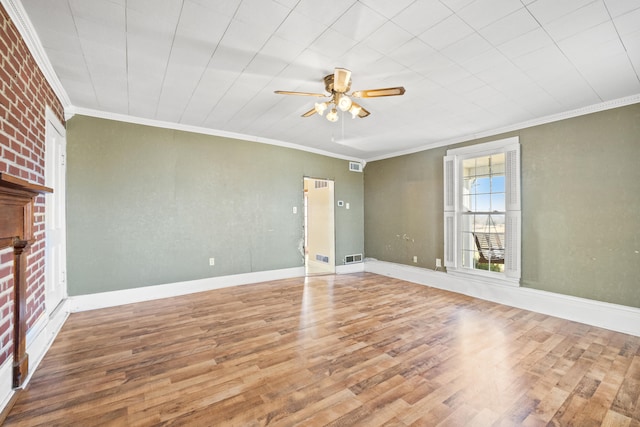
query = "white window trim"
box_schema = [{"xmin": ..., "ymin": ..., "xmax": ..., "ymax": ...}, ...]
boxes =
[{"xmin": 444, "ymin": 136, "xmax": 521, "ymax": 287}]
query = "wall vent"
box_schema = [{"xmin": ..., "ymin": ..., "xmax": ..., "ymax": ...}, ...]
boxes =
[
  {"xmin": 315, "ymin": 254, "xmax": 329, "ymax": 263},
  {"xmin": 349, "ymin": 161, "xmax": 363, "ymax": 173},
  {"xmin": 314, "ymin": 180, "xmax": 328, "ymax": 189},
  {"xmin": 344, "ymin": 254, "xmax": 363, "ymax": 264}
]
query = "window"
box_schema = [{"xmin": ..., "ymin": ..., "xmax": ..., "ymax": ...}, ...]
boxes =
[{"xmin": 444, "ymin": 137, "xmax": 521, "ymax": 285}]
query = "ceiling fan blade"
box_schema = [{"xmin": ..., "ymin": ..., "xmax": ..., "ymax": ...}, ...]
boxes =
[
  {"xmin": 274, "ymin": 90, "xmax": 327, "ymax": 97},
  {"xmin": 351, "ymin": 86, "xmax": 405, "ymax": 98},
  {"xmin": 357, "ymin": 105, "xmax": 370, "ymax": 118},
  {"xmin": 333, "ymin": 68, "xmax": 352, "ymax": 93},
  {"xmin": 350, "ymin": 101, "xmax": 370, "ymax": 118},
  {"xmin": 301, "ymin": 108, "xmax": 317, "ymax": 117}
]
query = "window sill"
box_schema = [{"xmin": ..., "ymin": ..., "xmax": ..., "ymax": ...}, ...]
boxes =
[{"xmin": 446, "ymin": 268, "xmax": 520, "ymax": 287}]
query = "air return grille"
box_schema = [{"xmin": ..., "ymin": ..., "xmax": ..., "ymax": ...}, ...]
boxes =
[
  {"xmin": 344, "ymin": 254, "xmax": 363, "ymax": 264},
  {"xmin": 349, "ymin": 162, "xmax": 363, "ymax": 172}
]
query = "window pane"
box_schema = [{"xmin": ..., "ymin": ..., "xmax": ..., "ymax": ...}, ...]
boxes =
[
  {"xmin": 491, "ymin": 193, "xmax": 505, "ymax": 211},
  {"xmin": 491, "ymin": 176, "xmax": 505, "ymax": 192},
  {"xmin": 474, "ymin": 194, "xmax": 491, "ymax": 212}
]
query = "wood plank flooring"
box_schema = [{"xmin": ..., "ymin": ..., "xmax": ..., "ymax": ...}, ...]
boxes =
[{"xmin": 4, "ymin": 273, "xmax": 640, "ymax": 426}]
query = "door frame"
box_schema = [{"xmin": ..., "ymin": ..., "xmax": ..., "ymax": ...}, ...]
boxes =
[
  {"xmin": 303, "ymin": 177, "xmax": 335, "ymax": 276},
  {"xmin": 44, "ymin": 106, "xmax": 67, "ymax": 315}
]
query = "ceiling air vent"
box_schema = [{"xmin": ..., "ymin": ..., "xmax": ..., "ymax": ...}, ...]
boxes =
[
  {"xmin": 349, "ymin": 161, "xmax": 363, "ymax": 173},
  {"xmin": 345, "ymin": 254, "xmax": 363, "ymax": 264}
]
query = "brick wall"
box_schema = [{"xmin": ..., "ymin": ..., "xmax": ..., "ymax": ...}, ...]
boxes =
[{"xmin": 0, "ymin": 5, "xmax": 64, "ymax": 367}]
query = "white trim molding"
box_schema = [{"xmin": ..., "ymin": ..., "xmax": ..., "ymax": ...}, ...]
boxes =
[
  {"xmin": 1, "ymin": 299, "xmax": 70, "ymax": 416},
  {"xmin": 365, "ymin": 259, "xmax": 640, "ymax": 337},
  {"xmin": 70, "ymin": 267, "xmax": 306, "ymax": 312},
  {"xmin": 336, "ymin": 262, "xmax": 365, "ymax": 274}
]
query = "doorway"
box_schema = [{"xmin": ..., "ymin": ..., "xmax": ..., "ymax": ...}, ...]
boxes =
[
  {"xmin": 44, "ymin": 108, "xmax": 67, "ymax": 315},
  {"xmin": 303, "ymin": 177, "xmax": 335, "ymax": 276}
]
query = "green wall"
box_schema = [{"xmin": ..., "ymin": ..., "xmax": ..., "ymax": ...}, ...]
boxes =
[
  {"xmin": 66, "ymin": 115, "xmax": 364, "ymax": 295},
  {"xmin": 365, "ymin": 103, "xmax": 640, "ymax": 308}
]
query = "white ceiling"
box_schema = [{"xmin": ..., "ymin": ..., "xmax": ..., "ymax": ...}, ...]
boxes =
[{"xmin": 19, "ymin": 0, "xmax": 640, "ymax": 160}]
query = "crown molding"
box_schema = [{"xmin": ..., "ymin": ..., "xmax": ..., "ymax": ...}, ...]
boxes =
[
  {"xmin": 66, "ymin": 106, "xmax": 366, "ymax": 163},
  {"xmin": 2, "ymin": 0, "xmax": 71, "ymax": 108},
  {"xmin": 364, "ymin": 93, "xmax": 640, "ymax": 162}
]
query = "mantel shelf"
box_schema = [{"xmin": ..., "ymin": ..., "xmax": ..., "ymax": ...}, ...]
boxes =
[{"xmin": 0, "ymin": 173, "xmax": 53, "ymax": 194}]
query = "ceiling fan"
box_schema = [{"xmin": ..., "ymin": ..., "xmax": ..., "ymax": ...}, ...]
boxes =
[{"xmin": 274, "ymin": 67, "xmax": 405, "ymax": 122}]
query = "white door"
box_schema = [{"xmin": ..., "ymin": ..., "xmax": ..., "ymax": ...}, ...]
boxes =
[{"xmin": 44, "ymin": 108, "xmax": 67, "ymax": 314}]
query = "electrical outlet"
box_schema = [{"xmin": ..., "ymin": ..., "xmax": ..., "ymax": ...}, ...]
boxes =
[
  {"xmin": 413, "ymin": 256, "xmax": 418, "ymax": 263},
  {"xmin": 436, "ymin": 258, "xmax": 442, "ymax": 268},
  {"xmin": 209, "ymin": 257, "xmax": 215, "ymax": 266}
]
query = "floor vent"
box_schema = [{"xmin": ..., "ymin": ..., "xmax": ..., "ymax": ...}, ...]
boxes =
[{"xmin": 344, "ymin": 254, "xmax": 363, "ymax": 264}]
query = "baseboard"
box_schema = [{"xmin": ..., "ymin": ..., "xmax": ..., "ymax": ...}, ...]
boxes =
[
  {"xmin": 336, "ymin": 262, "xmax": 365, "ymax": 274},
  {"xmin": 365, "ymin": 260, "xmax": 640, "ymax": 337},
  {"xmin": 0, "ymin": 298, "xmax": 70, "ymax": 417},
  {"xmin": 69, "ymin": 267, "xmax": 307, "ymax": 312}
]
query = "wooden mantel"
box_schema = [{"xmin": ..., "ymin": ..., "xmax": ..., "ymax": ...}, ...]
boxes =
[{"xmin": 0, "ymin": 173, "xmax": 52, "ymax": 388}]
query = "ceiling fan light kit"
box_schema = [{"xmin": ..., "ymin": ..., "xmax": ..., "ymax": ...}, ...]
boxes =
[{"xmin": 275, "ymin": 67, "xmax": 405, "ymax": 123}]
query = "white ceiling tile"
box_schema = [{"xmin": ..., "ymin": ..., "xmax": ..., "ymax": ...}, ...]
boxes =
[
  {"xmin": 613, "ymin": 6, "xmax": 640, "ymax": 35},
  {"xmin": 478, "ymin": 8, "xmax": 540, "ymax": 45},
  {"xmin": 207, "ymin": 44, "xmax": 254, "ymax": 74},
  {"xmin": 389, "ymin": 38, "xmax": 436, "ymax": 68},
  {"xmin": 273, "ymin": 0, "xmax": 299, "ymax": 9},
  {"xmin": 441, "ymin": 33, "xmax": 494, "ymax": 63},
  {"xmin": 411, "ymin": 52, "xmax": 456, "ymax": 76},
  {"xmin": 259, "ymin": 35, "xmax": 306, "ymax": 67},
  {"xmin": 536, "ymin": 71, "xmax": 601, "ymax": 107},
  {"xmin": 358, "ymin": 0, "xmax": 415, "ymax": 19},
  {"xmin": 579, "ymin": 53, "xmax": 640, "ymax": 99},
  {"xmin": 174, "ymin": 1, "xmax": 230, "ymax": 44},
  {"xmin": 439, "ymin": 0, "xmax": 476, "ymax": 12},
  {"xmin": 498, "ymin": 27, "xmax": 555, "ymax": 59},
  {"xmin": 331, "ymin": 2, "xmax": 387, "ymax": 41},
  {"xmin": 418, "ymin": 14, "xmax": 475, "ymax": 50},
  {"xmin": 275, "ymin": 10, "xmax": 327, "ymax": 46},
  {"xmin": 340, "ymin": 44, "xmax": 385, "ymax": 71},
  {"xmin": 69, "ymin": 0, "xmax": 124, "ymax": 25},
  {"xmin": 460, "ymin": 48, "xmax": 512, "ymax": 74},
  {"xmin": 365, "ymin": 21, "xmax": 414, "ymax": 54},
  {"xmin": 475, "ymin": 61, "xmax": 527, "ymax": 85},
  {"xmin": 557, "ymin": 21, "xmax": 623, "ymax": 65},
  {"xmin": 526, "ymin": 0, "xmax": 596, "ymax": 24},
  {"xmin": 294, "ymin": 0, "xmax": 358, "ymax": 26},
  {"xmin": 235, "ymin": 0, "xmax": 290, "ymax": 34},
  {"xmin": 603, "ymin": 0, "xmax": 640, "ymax": 17},
  {"xmin": 427, "ymin": 63, "xmax": 473, "ymax": 86},
  {"xmin": 457, "ymin": 0, "xmax": 523, "ymax": 30},
  {"xmin": 620, "ymin": 30, "xmax": 640, "ymax": 74},
  {"xmin": 309, "ymin": 28, "xmax": 358, "ymax": 58},
  {"xmin": 545, "ymin": 1, "xmax": 611, "ymax": 42},
  {"xmin": 511, "ymin": 45, "xmax": 571, "ymax": 76},
  {"xmin": 247, "ymin": 58, "xmax": 288, "ymax": 86},
  {"xmin": 392, "ymin": 0, "xmax": 453, "ymax": 36},
  {"xmin": 223, "ymin": 19, "xmax": 272, "ymax": 53},
  {"xmin": 449, "ymin": 75, "xmax": 487, "ymax": 95}
]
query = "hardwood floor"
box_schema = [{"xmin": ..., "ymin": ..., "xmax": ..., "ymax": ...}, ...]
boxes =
[{"xmin": 4, "ymin": 273, "xmax": 640, "ymax": 426}]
